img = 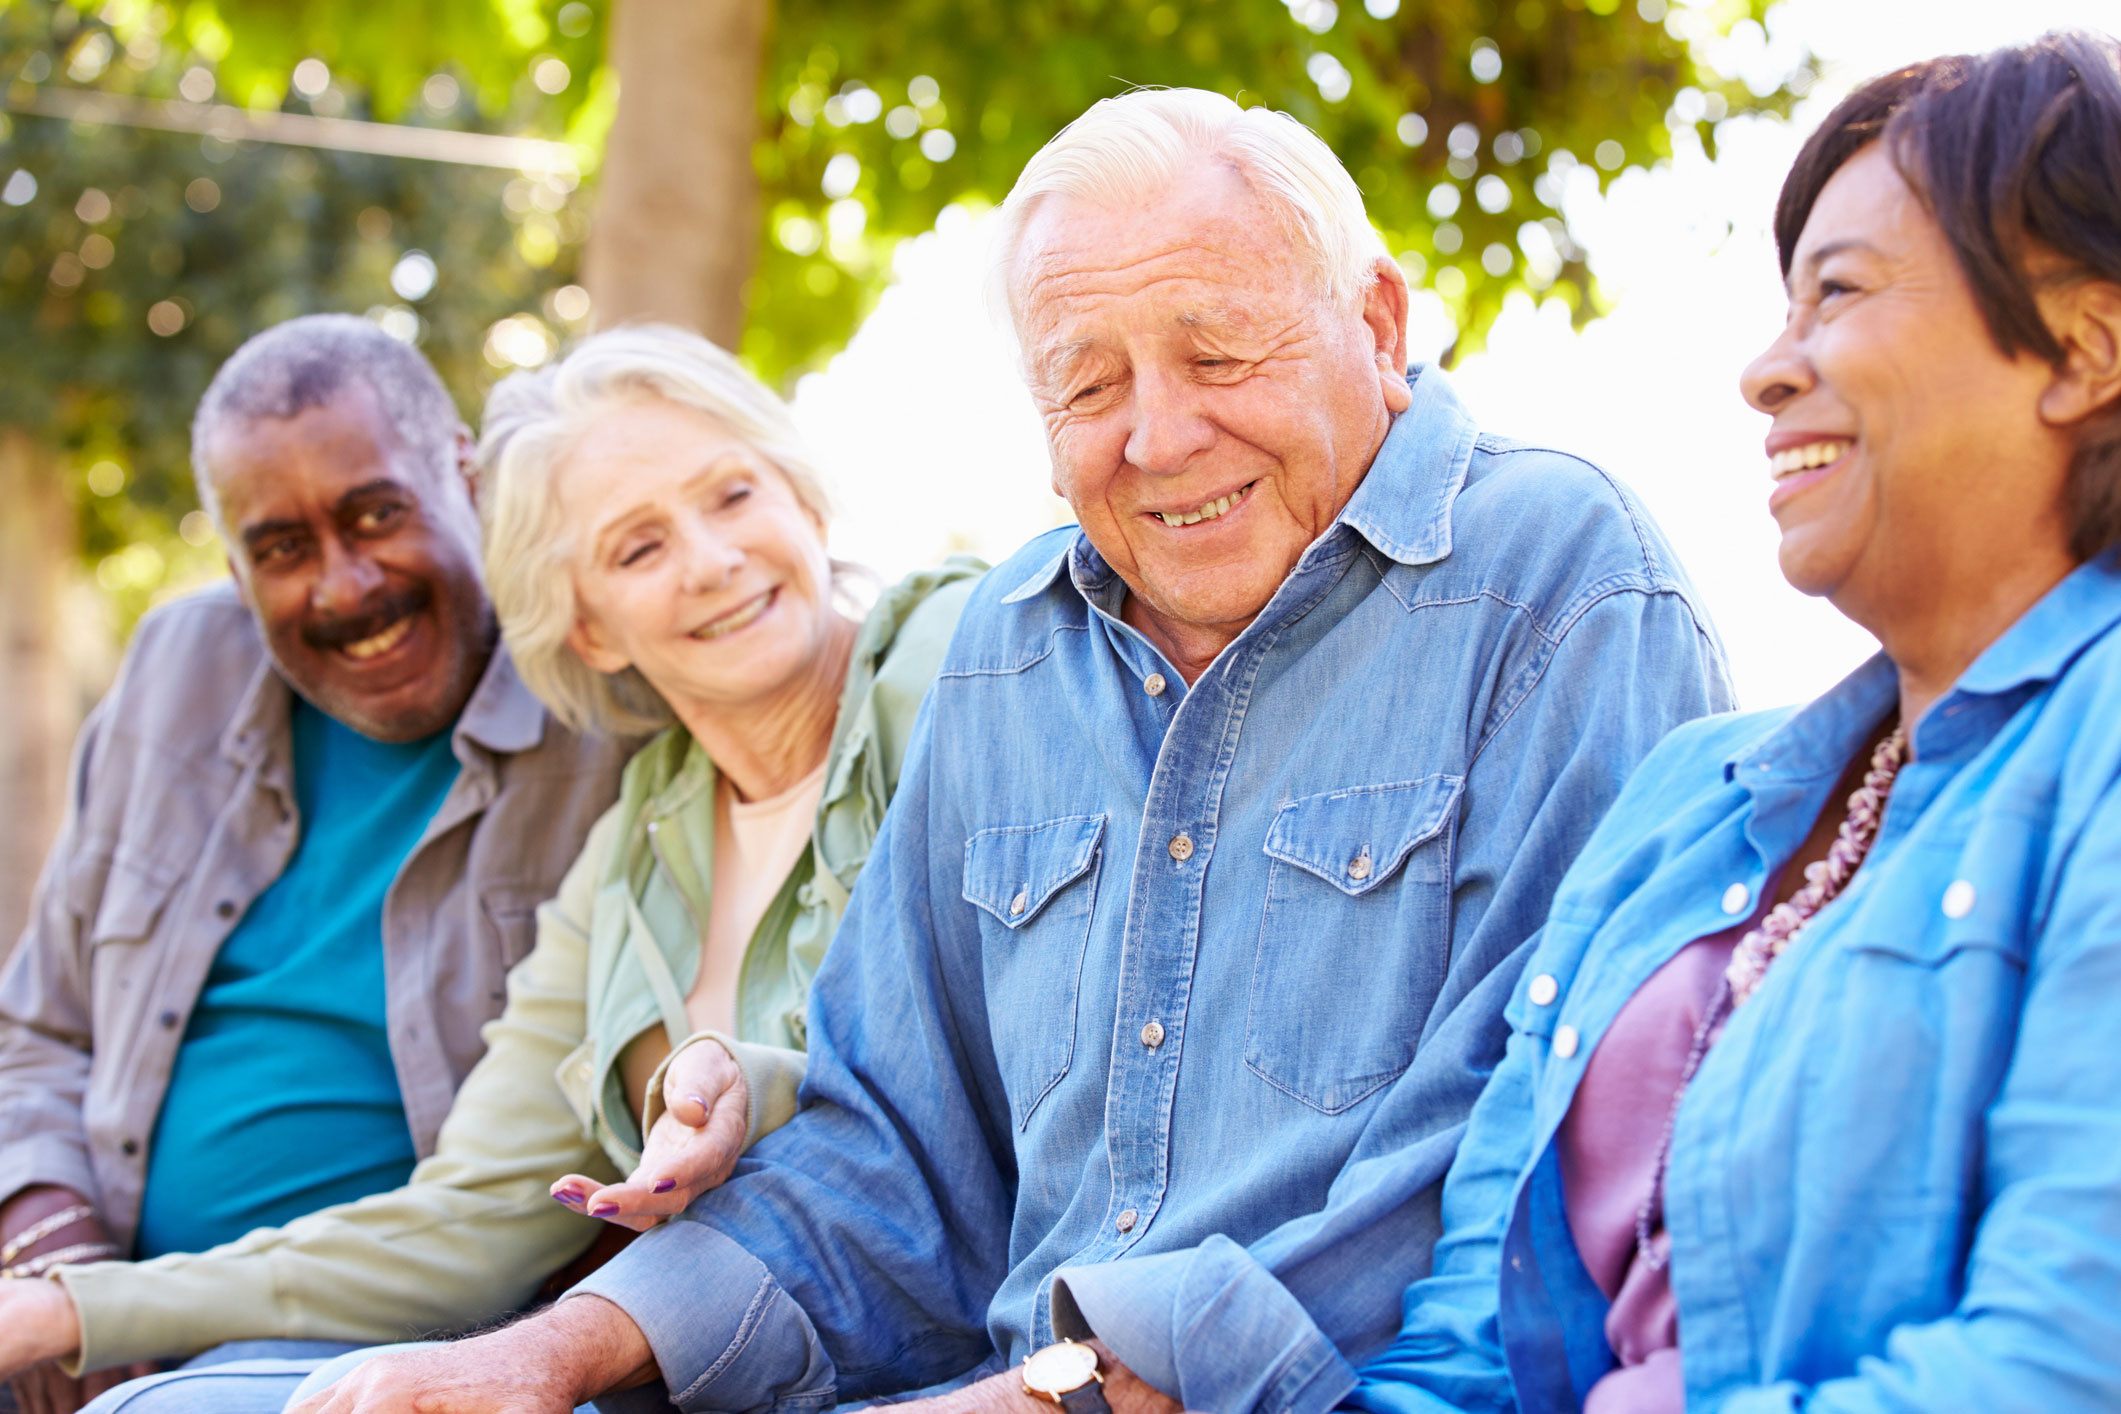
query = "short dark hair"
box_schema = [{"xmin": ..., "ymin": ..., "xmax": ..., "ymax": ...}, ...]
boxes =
[
  {"xmin": 191, "ymin": 313, "xmax": 463, "ymax": 528},
  {"xmin": 1774, "ymin": 31, "xmax": 2121, "ymax": 562}
]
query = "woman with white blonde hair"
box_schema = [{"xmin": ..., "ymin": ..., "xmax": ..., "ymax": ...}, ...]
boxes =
[{"xmin": 0, "ymin": 323, "xmax": 982, "ymax": 1414}]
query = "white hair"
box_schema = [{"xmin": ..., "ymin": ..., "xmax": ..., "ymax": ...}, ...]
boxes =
[
  {"xmin": 991, "ymin": 87, "xmax": 1388, "ymax": 329},
  {"xmin": 478, "ymin": 322, "xmax": 833, "ymax": 738}
]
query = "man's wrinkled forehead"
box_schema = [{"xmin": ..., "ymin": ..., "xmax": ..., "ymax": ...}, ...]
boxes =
[
  {"xmin": 205, "ymin": 381, "xmax": 434, "ymax": 516},
  {"xmin": 1013, "ymin": 177, "xmax": 1319, "ymax": 357}
]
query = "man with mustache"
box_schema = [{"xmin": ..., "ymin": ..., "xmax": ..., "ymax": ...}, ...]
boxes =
[
  {"xmin": 296, "ymin": 91, "xmax": 1733, "ymax": 1414},
  {"xmin": 0, "ymin": 315, "xmax": 626, "ymax": 1414}
]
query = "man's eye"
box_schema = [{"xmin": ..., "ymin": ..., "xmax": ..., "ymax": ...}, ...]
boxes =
[
  {"xmin": 353, "ymin": 504, "xmax": 404, "ymax": 533},
  {"xmin": 255, "ymin": 537, "xmax": 301, "ymax": 564}
]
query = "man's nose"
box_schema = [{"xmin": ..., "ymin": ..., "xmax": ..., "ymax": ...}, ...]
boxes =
[
  {"xmin": 309, "ymin": 536, "xmax": 387, "ymax": 614},
  {"xmin": 1123, "ymin": 368, "xmax": 1216, "ymax": 477}
]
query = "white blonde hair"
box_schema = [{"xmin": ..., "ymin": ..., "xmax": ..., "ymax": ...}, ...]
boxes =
[
  {"xmin": 991, "ymin": 87, "xmax": 1388, "ymax": 327},
  {"xmin": 479, "ymin": 322, "xmax": 832, "ymax": 737}
]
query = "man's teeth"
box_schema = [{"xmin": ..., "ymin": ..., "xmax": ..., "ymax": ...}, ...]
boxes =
[
  {"xmin": 694, "ymin": 591, "xmax": 773, "ymax": 640},
  {"xmin": 341, "ymin": 616, "xmax": 412, "ymax": 661},
  {"xmin": 1157, "ymin": 486, "xmax": 1247, "ymax": 528},
  {"xmin": 1770, "ymin": 440, "xmax": 1852, "ymax": 479}
]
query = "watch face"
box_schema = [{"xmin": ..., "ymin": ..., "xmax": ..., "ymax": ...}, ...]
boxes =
[{"xmin": 1023, "ymin": 1341, "xmax": 1101, "ymax": 1397}]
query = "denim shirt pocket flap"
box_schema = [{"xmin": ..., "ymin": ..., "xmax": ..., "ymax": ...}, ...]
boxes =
[
  {"xmin": 963, "ymin": 814, "xmax": 1109, "ymax": 929},
  {"xmin": 1841, "ymin": 829, "xmax": 2034, "ymax": 969},
  {"xmin": 1262, "ymin": 775, "xmax": 1463, "ymax": 897}
]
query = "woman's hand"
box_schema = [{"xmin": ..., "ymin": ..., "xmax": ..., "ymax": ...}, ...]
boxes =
[{"xmin": 549, "ymin": 1039, "xmax": 750, "ymax": 1230}]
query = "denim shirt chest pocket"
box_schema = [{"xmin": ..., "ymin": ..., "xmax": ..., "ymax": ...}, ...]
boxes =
[
  {"xmin": 1248, "ymin": 775, "xmax": 1463, "ymax": 1114},
  {"xmin": 963, "ymin": 814, "xmax": 1108, "ymax": 1128},
  {"xmin": 1797, "ymin": 812, "xmax": 2039, "ymax": 1215}
]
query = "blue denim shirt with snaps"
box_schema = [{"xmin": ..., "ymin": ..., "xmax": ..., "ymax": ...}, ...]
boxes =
[
  {"xmin": 570, "ymin": 366, "xmax": 1734, "ymax": 1414},
  {"xmin": 1347, "ymin": 552, "xmax": 2121, "ymax": 1414}
]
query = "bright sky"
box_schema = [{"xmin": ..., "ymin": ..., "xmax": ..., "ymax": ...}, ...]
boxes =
[{"xmin": 794, "ymin": 0, "xmax": 2118, "ymax": 711}]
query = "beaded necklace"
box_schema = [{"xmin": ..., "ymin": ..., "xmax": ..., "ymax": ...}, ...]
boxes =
[{"xmin": 1634, "ymin": 722, "xmax": 1910, "ymax": 1272}]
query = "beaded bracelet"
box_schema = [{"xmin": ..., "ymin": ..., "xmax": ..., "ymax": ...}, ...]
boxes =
[
  {"xmin": 0, "ymin": 1240, "xmax": 121, "ymax": 1279},
  {"xmin": 0, "ymin": 1205, "xmax": 97, "ymax": 1267}
]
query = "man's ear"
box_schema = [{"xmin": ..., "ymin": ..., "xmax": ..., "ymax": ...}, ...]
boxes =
[
  {"xmin": 565, "ymin": 614, "xmax": 632, "ymax": 676},
  {"xmin": 2038, "ymin": 278, "xmax": 2121, "ymax": 429},
  {"xmin": 1361, "ymin": 256, "xmax": 1413, "ymax": 414}
]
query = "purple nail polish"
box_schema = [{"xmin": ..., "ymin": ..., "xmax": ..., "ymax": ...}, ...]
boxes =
[
  {"xmin": 554, "ymin": 1190, "xmax": 582, "ymax": 1205},
  {"xmin": 653, "ymin": 1178, "xmax": 676, "ymax": 1194},
  {"xmin": 591, "ymin": 1203, "xmax": 620, "ymax": 1217},
  {"xmin": 687, "ymin": 1094, "xmax": 710, "ymax": 1112}
]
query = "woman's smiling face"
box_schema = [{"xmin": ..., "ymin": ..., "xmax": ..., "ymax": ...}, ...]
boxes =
[
  {"xmin": 1740, "ymin": 142, "xmax": 2074, "ymax": 627},
  {"xmin": 555, "ymin": 394, "xmax": 839, "ymax": 720}
]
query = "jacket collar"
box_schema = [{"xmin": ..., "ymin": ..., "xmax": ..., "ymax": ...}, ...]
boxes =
[{"xmin": 1002, "ymin": 364, "xmax": 1476, "ymax": 606}]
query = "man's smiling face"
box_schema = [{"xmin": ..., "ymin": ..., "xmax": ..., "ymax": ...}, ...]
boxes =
[
  {"xmin": 1014, "ymin": 161, "xmax": 1410, "ymax": 675},
  {"xmin": 206, "ymin": 378, "xmax": 495, "ymax": 741}
]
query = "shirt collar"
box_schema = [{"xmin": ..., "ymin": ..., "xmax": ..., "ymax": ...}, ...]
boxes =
[
  {"xmin": 1000, "ymin": 364, "xmax": 1476, "ymax": 606},
  {"xmin": 1950, "ymin": 551, "xmax": 2121, "ymax": 699}
]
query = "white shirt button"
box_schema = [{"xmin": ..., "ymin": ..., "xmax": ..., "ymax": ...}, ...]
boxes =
[
  {"xmin": 1140, "ymin": 1020, "xmax": 1165, "ymax": 1049},
  {"xmin": 1552, "ymin": 1025, "xmax": 1580, "ymax": 1059},
  {"xmin": 1942, "ymin": 880, "xmax": 1976, "ymax": 920},
  {"xmin": 1528, "ymin": 974, "xmax": 1559, "ymax": 1007},
  {"xmin": 1168, "ymin": 833, "xmax": 1195, "ymax": 862},
  {"xmin": 1115, "ymin": 1209, "xmax": 1138, "ymax": 1233},
  {"xmin": 1009, "ymin": 891, "xmax": 1028, "ymax": 916},
  {"xmin": 1144, "ymin": 673, "xmax": 1167, "ymax": 697},
  {"xmin": 1721, "ymin": 882, "xmax": 1751, "ymax": 915}
]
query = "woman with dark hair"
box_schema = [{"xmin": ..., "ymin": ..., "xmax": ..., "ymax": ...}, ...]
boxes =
[{"xmin": 1346, "ymin": 31, "xmax": 2121, "ymax": 1414}]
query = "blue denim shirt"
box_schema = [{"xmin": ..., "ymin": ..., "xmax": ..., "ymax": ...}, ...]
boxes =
[
  {"xmin": 573, "ymin": 367, "xmax": 1733, "ymax": 1414},
  {"xmin": 1348, "ymin": 553, "xmax": 2121, "ymax": 1414}
]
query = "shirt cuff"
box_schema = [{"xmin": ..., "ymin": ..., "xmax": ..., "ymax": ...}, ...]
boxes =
[
  {"xmin": 566, "ymin": 1215, "xmax": 836, "ymax": 1414},
  {"xmin": 1051, "ymin": 1235, "xmax": 1358, "ymax": 1414},
  {"xmin": 57, "ymin": 1257, "xmax": 281, "ymax": 1375},
  {"xmin": 0, "ymin": 1134, "xmax": 98, "ymax": 1213}
]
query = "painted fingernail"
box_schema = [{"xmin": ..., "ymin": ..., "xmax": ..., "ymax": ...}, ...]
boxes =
[
  {"xmin": 687, "ymin": 1094, "xmax": 710, "ymax": 1111},
  {"xmin": 591, "ymin": 1203, "xmax": 621, "ymax": 1217},
  {"xmin": 653, "ymin": 1178, "xmax": 676, "ymax": 1194},
  {"xmin": 553, "ymin": 1190, "xmax": 581, "ymax": 1205}
]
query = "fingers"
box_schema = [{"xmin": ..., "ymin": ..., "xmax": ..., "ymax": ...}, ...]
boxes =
[{"xmin": 661, "ymin": 1044, "xmax": 743, "ymax": 1129}]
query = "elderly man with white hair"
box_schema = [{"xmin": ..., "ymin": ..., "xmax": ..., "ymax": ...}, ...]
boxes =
[{"xmin": 297, "ymin": 88, "xmax": 1732, "ymax": 1414}]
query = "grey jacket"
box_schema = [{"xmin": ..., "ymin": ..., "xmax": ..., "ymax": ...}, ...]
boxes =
[{"xmin": 0, "ymin": 581, "xmax": 627, "ymax": 1252}]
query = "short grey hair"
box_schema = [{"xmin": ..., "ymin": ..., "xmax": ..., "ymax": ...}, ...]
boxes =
[
  {"xmin": 992, "ymin": 87, "xmax": 1389, "ymax": 328},
  {"xmin": 190, "ymin": 313, "xmax": 464, "ymax": 525},
  {"xmin": 479, "ymin": 322, "xmax": 833, "ymax": 738}
]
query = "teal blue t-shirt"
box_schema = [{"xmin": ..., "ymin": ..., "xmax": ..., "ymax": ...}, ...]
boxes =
[{"xmin": 134, "ymin": 698, "xmax": 462, "ymax": 1260}]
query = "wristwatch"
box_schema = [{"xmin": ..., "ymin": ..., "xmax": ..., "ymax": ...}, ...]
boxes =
[{"xmin": 1022, "ymin": 1338, "xmax": 1111, "ymax": 1414}]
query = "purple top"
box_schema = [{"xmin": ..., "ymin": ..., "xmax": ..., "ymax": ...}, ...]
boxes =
[{"xmin": 1554, "ymin": 879, "xmax": 1774, "ymax": 1413}]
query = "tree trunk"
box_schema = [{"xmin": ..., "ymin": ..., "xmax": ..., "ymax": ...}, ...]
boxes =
[
  {"xmin": 583, "ymin": 0, "xmax": 770, "ymax": 347},
  {"xmin": 0, "ymin": 431, "xmax": 82, "ymax": 955}
]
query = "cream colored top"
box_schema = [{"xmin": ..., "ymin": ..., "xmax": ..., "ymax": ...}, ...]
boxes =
[{"xmin": 687, "ymin": 759, "xmax": 830, "ymax": 1035}]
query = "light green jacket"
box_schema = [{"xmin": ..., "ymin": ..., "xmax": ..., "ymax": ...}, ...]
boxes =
[{"xmin": 56, "ymin": 562, "xmax": 982, "ymax": 1373}]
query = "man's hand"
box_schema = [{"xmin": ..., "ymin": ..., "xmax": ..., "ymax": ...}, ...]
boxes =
[
  {"xmin": 907, "ymin": 1342, "xmax": 1182, "ymax": 1414},
  {"xmin": 287, "ymin": 1294, "xmax": 657, "ymax": 1414},
  {"xmin": 1, "ymin": 1183, "xmax": 128, "ymax": 1412},
  {"xmin": 551, "ymin": 1040, "xmax": 749, "ymax": 1231}
]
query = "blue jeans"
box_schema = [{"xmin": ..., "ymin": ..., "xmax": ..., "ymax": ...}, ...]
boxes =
[{"xmin": 72, "ymin": 1342, "xmax": 365, "ymax": 1414}]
